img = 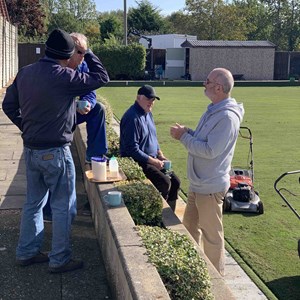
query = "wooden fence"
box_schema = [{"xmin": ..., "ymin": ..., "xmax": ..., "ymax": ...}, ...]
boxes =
[{"xmin": 0, "ymin": 16, "xmax": 18, "ymax": 89}]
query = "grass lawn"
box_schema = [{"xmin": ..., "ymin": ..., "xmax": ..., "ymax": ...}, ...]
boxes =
[{"xmin": 98, "ymin": 86, "xmax": 300, "ymax": 300}]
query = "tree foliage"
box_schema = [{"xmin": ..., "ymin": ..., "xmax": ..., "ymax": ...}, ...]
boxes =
[
  {"xmin": 6, "ymin": 0, "xmax": 46, "ymax": 37},
  {"xmin": 127, "ymin": 0, "xmax": 166, "ymax": 33},
  {"xmin": 6, "ymin": 0, "xmax": 300, "ymax": 51},
  {"xmin": 100, "ymin": 15, "xmax": 123, "ymax": 41},
  {"xmin": 41, "ymin": 0, "xmax": 98, "ymax": 34}
]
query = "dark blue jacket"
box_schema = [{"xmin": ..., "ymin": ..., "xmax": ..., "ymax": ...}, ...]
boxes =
[
  {"xmin": 3, "ymin": 51, "xmax": 109, "ymax": 149},
  {"xmin": 120, "ymin": 101, "xmax": 160, "ymax": 163}
]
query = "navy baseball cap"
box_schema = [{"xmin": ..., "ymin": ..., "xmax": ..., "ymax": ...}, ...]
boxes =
[{"xmin": 137, "ymin": 85, "xmax": 160, "ymax": 100}]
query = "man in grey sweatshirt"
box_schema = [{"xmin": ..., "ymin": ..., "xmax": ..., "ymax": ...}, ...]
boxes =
[{"xmin": 170, "ymin": 68, "xmax": 244, "ymax": 276}]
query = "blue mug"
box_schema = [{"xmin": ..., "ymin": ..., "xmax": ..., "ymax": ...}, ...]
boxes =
[
  {"xmin": 77, "ymin": 100, "xmax": 89, "ymax": 109},
  {"xmin": 163, "ymin": 160, "xmax": 172, "ymax": 171},
  {"xmin": 104, "ymin": 191, "xmax": 122, "ymax": 207}
]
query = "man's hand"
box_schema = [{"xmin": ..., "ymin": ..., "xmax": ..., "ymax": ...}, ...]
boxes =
[
  {"xmin": 77, "ymin": 102, "xmax": 91, "ymax": 115},
  {"xmin": 170, "ymin": 123, "xmax": 187, "ymax": 140},
  {"xmin": 148, "ymin": 156, "xmax": 164, "ymax": 169}
]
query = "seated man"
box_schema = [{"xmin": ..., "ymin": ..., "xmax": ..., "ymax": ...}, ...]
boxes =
[
  {"xmin": 119, "ymin": 85, "xmax": 180, "ymax": 211},
  {"xmin": 69, "ymin": 32, "xmax": 107, "ymax": 163}
]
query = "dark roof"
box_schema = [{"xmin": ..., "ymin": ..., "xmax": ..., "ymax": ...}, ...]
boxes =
[
  {"xmin": 181, "ymin": 40, "xmax": 276, "ymax": 48},
  {"xmin": 0, "ymin": 0, "xmax": 10, "ymax": 21}
]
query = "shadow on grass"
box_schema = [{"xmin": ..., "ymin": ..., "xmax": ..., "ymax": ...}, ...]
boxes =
[{"xmin": 267, "ymin": 275, "xmax": 300, "ymax": 300}]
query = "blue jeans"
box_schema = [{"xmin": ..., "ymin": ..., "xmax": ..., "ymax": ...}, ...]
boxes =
[
  {"xmin": 77, "ymin": 102, "xmax": 107, "ymax": 158},
  {"xmin": 16, "ymin": 146, "xmax": 76, "ymax": 267}
]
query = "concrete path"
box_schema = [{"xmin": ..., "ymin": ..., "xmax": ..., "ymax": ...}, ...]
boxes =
[{"xmin": 0, "ymin": 92, "xmax": 113, "ymax": 300}]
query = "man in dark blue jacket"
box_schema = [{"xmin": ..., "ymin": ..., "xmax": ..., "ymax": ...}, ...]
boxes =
[
  {"xmin": 43, "ymin": 32, "xmax": 108, "ymax": 220},
  {"xmin": 120, "ymin": 85, "xmax": 180, "ymax": 211},
  {"xmin": 2, "ymin": 29, "xmax": 109, "ymax": 273}
]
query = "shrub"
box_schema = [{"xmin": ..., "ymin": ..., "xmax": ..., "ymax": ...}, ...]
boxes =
[
  {"xmin": 116, "ymin": 181, "xmax": 163, "ymax": 226},
  {"xmin": 137, "ymin": 226, "xmax": 214, "ymax": 300},
  {"xmin": 93, "ymin": 43, "xmax": 146, "ymax": 80},
  {"xmin": 117, "ymin": 157, "xmax": 146, "ymax": 181}
]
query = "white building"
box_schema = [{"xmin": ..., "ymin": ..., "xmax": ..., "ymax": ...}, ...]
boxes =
[{"xmin": 139, "ymin": 34, "xmax": 197, "ymax": 80}]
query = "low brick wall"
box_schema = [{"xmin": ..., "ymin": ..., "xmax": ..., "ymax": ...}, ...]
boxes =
[{"xmin": 74, "ymin": 123, "xmax": 236, "ymax": 300}]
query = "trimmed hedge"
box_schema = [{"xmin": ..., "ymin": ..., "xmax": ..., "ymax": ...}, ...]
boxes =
[
  {"xmin": 93, "ymin": 43, "xmax": 146, "ymax": 80},
  {"xmin": 138, "ymin": 226, "xmax": 214, "ymax": 300}
]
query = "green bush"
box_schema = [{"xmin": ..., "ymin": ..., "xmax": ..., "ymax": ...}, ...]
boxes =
[
  {"xmin": 117, "ymin": 157, "xmax": 146, "ymax": 181},
  {"xmin": 116, "ymin": 181, "xmax": 163, "ymax": 226},
  {"xmin": 138, "ymin": 226, "xmax": 214, "ymax": 300},
  {"xmin": 93, "ymin": 43, "xmax": 146, "ymax": 80}
]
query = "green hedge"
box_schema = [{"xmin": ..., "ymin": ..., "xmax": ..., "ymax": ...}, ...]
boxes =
[
  {"xmin": 138, "ymin": 226, "xmax": 214, "ymax": 300},
  {"xmin": 93, "ymin": 43, "xmax": 146, "ymax": 80}
]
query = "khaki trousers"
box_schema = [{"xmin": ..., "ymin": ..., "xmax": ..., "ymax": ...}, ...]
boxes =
[{"xmin": 182, "ymin": 191, "xmax": 226, "ymax": 276}]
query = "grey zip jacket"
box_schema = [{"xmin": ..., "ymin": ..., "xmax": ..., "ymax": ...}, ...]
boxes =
[{"xmin": 180, "ymin": 98, "xmax": 244, "ymax": 194}]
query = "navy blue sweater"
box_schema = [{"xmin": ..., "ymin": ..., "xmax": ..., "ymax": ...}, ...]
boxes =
[
  {"xmin": 3, "ymin": 51, "xmax": 109, "ymax": 149},
  {"xmin": 120, "ymin": 101, "xmax": 159, "ymax": 163}
]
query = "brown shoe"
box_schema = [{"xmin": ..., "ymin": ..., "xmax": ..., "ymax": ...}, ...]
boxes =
[
  {"xmin": 48, "ymin": 259, "xmax": 83, "ymax": 274},
  {"xmin": 16, "ymin": 251, "xmax": 49, "ymax": 266}
]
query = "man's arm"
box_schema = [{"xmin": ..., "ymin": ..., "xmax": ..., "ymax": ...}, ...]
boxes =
[
  {"xmin": 120, "ymin": 116, "xmax": 149, "ymax": 163},
  {"xmin": 2, "ymin": 81, "xmax": 22, "ymax": 130},
  {"xmin": 180, "ymin": 117, "xmax": 239, "ymax": 159}
]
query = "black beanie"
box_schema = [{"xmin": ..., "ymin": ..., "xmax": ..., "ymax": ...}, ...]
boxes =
[{"xmin": 45, "ymin": 29, "xmax": 75, "ymax": 60}]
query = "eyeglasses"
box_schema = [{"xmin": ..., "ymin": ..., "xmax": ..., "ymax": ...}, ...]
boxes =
[
  {"xmin": 76, "ymin": 49, "xmax": 86, "ymax": 55},
  {"xmin": 204, "ymin": 78, "xmax": 222, "ymax": 86}
]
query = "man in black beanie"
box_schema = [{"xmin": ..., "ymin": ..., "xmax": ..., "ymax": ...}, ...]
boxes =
[
  {"xmin": 45, "ymin": 28, "xmax": 75, "ymax": 60},
  {"xmin": 2, "ymin": 28, "xmax": 110, "ymax": 273}
]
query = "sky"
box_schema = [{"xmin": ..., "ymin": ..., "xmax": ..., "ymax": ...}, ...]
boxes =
[{"xmin": 94, "ymin": 0, "xmax": 186, "ymax": 16}]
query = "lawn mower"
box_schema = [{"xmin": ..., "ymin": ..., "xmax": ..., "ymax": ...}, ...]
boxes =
[
  {"xmin": 274, "ymin": 170, "xmax": 300, "ymax": 257},
  {"xmin": 223, "ymin": 126, "xmax": 264, "ymax": 214}
]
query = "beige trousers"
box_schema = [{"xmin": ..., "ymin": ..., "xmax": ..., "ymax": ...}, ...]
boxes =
[{"xmin": 182, "ymin": 191, "xmax": 226, "ymax": 276}]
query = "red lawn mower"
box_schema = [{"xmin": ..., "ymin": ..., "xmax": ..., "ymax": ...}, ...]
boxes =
[{"xmin": 223, "ymin": 127, "xmax": 264, "ymax": 214}]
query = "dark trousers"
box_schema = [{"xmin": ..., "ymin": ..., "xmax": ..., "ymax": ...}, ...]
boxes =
[
  {"xmin": 140, "ymin": 162, "xmax": 180, "ymax": 211},
  {"xmin": 76, "ymin": 102, "xmax": 107, "ymax": 158}
]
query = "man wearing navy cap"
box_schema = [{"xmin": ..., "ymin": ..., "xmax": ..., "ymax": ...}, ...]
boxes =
[{"xmin": 120, "ymin": 85, "xmax": 180, "ymax": 211}]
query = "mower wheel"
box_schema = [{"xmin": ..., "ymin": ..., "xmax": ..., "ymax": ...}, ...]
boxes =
[
  {"xmin": 223, "ymin": 197, "xmax": 231, "ymax": 212},
  {"xmin": 257, "ymin": 201, "xmax": 264, "ymax": 214}
]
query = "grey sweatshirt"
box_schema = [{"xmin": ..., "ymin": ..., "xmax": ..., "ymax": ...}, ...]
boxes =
[{"xmin": 180, "ymin": 98, "xmax": 244, "ymax": 194}]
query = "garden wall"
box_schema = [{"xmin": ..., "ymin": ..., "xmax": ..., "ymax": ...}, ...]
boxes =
[
  {"xmin": 73, "ymin": 121, "xmax": 236, "ymax": 300},
  {"xmin": 0, "ymin": 16, "xmax": 18, "ymax": 89}
]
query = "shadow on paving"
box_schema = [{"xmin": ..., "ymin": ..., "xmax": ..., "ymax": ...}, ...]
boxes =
[{"xmin": 0, "ymin": 144, "xmax": 113, "ymax": 300}]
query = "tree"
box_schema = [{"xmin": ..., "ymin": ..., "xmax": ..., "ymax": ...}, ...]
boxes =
[
  {"xmin": 185, "ymin": 0, "xmax": 250, "ymax": 40},
  {"xmin": 166, "ymin": 11, "xmax": 194, "ymax": 35},
  {"xmin": 127, "ymin": 0, "xmax": 166, "ymax": 33},
  {"xmin": 6, "ymin": 0, "xmax": 46, "ymax": 37},
  {"xmin": 44, "ymin": 0, "xmax": 98, "ymax": 34},
  {"xmin": 100, "ymin": 15, "xmax": 123, "ymax": 41}
]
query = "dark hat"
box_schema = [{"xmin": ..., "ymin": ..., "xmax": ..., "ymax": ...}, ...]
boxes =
[
  {"xmin": 137, "ymin": 85, "xmax": 160, "ymax": 100},
  {"xmin": 45, "ymin": 29, "xmax": 75, "ymax": 60}
]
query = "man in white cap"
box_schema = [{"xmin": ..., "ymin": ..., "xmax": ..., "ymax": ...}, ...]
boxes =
[{"xmin": 3, "ymin": 28, "xmax": 109, "ymax": 273}]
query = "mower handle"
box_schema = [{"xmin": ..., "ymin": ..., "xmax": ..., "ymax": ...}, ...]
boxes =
[{"xmin": 274, "ymin": 170, "xmax": 300, "ymax": 220}]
